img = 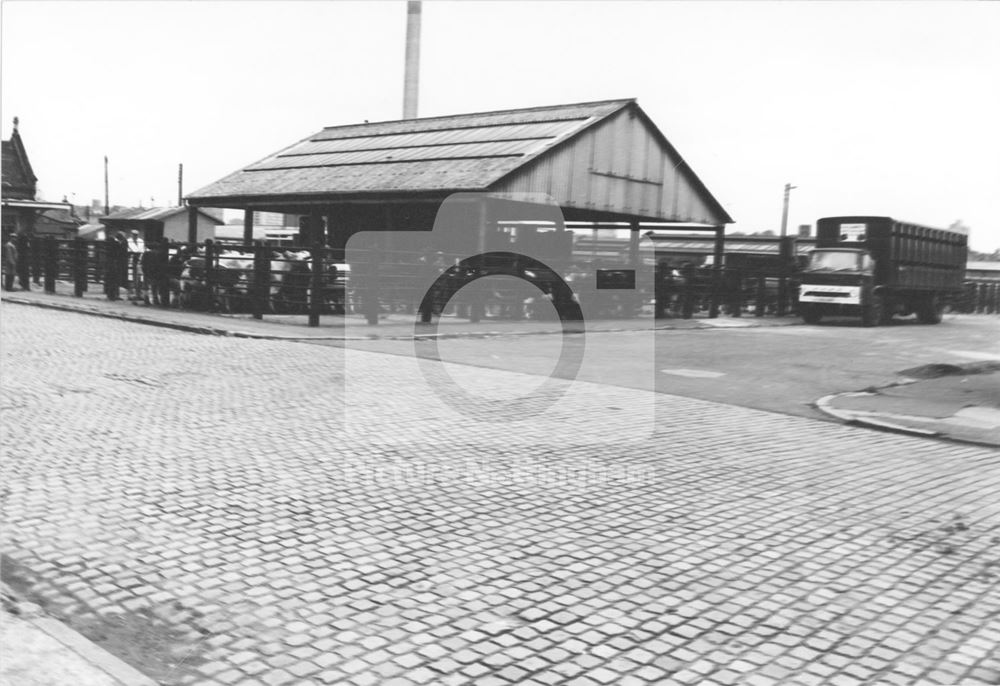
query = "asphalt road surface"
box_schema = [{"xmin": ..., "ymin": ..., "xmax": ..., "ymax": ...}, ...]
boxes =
[{"xmin": 320, "ymin": 315, "xmax": 1000, "ymax": 422}]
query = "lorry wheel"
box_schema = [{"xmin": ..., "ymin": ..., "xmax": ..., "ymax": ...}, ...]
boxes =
[
  {"xmin": 801, "ymin": 305, "xmax": 822, "ymax": 324},
  {"xmin": 862, "ymin": 296, "xmax": 884, "ymax": 327},
  {"xmin": 879, "ymin": 302, "xmax": 894, "ymax": 325},
  {"xmin": 917, "ymin": 296, "xmax": 944, "ymax": 324}
]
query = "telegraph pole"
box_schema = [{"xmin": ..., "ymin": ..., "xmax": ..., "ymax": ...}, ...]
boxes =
[
  {"xmin": 780, "ymin": 182, "xmax": 796, "ymax": 238},
  {"xmin": 178, "ymin": 163, "xmax": 184, "ymax": 206},
  {"xmin": 104, "ymin": 156, "xmax": 110, "ymax": 215},
  {"xmin": 778, "ymin": 182, "xmax": 797, "ymax": 317}
]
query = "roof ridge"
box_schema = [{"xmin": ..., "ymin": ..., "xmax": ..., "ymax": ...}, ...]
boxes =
[{"xmin": 318, "ymin": 98, "xmax": 636, "ymax": 132}]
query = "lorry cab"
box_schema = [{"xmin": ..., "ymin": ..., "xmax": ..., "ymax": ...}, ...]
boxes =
[
  {"xmin": 798, "ymin": 216, "xmax": 967, "ymax": 327},
  {"xmin": 798, "ymin": 248, "xmax": 875, "ymax": 323},
  {"xmin": 805, "ymin": 248, "xmax": 874, "ymax": 274}
]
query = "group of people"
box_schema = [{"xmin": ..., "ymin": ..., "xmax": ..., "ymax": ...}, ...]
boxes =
[
  {"xmin": 655, "ymin": 260, "xmax": 698, "ymax": 318},
  {"xmin": 105, "ymin": 230, "xmax": 175, "ymax": 307}
]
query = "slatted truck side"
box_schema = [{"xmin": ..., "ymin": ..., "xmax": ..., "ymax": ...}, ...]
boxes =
[{"xmin": 798, "ymin": 216, "xmax": 967, "ymax": 327}]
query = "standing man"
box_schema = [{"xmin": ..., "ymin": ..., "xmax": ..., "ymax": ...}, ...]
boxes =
[
  {"xmin": 126, "ymin": 229, "xmax": 146, "ymax": 297},
  {"xmin": 3, "ymin": 233, "xmax": 17, "ymax": 291},
  {"xmin": 145, "ymin": 237, "xmax": 171, "ymax": 307}
]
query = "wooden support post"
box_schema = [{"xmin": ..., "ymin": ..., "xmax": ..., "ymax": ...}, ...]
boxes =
[
  {"xmin": 729, "ymin": 268, "xmax": 742, "ymax": 317},
  {"xmin": 327, "ymin": 207, "xmax": 354, "ymax": 264},
  {"xmin": 204, "ymin": 239, "xmax": 216, "ymax": 311},
  {"xmin": 755, "ymin": 274, "xmax": 766, "ymax": 317},
  {"xmin": 43, "ymin": 236, "xmax": 57, "ymax": 293},
  {"xmin": 73, "ymin": 237, "xmax": 86, "ymax": 297},
  {"xmin": 252, "ymin": 241, "xmax": 269, "ymax": 320},
  {"xmin": 187, "ymin": 205, "xmax": 198, "ymax": 244},
  {"xmin": 30, "ymin": 234, "xmax": 42, "ymax": 285},
  {"xmin": 681, "ymin": 263, "xmax": 695, "ymax": 319},
  {"xmin": 776, "ymin": 276, "xmax": 788, "ymax": 316},
  {"xmin": 469, "ymin": 199, "xmax": 490, "ymax": 323},
  {"xmin": 243, "ymin": 209, "xmax": 254, "ymax": 247},
  {"xmin": 708, "ymin": 225, "xmax": 725, "ymax": 318},
  {"xmin": 363, "ymin": 244, "xmax": 380, "ymax": 325},
  {"xmin": 82, "ymin": 242, "xmax": 91, "ymax": 293},
  {"xmin": 628, "ymin": 222, "xmax": 641, "ymax": 267},
  {"xmin": 104, "ymin": 237, "xmax": 119, "ymax": 300},
  {"xmin": 629, "ymin": 222, "xmax": 641, "ymax": 317},
  {"xmin": 308, "ymin": 210, "xmax": 324, "ymax": 327},
  {"xmin": 308, "ymin": 242, "xmax": 323, "ymax": 327},
  {"xmin": 331, "ymin": 204, "xmax": 352, "ymax": 263}
]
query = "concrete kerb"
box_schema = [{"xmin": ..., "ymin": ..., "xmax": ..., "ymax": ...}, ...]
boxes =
[
  {"xmin": 815, "ymin": 389, "xmax": 942, "ymax": 439},
  {"xmin": 2, "ymin": 295, "xmax": 802, "ymax": 342},
  {"xmin": 1, "ymin": 582, "xmax": 158, "ymax": 686},
  {"xmin": 815, "ymin": 373, "xmax": 1000, "ymax": 448}
]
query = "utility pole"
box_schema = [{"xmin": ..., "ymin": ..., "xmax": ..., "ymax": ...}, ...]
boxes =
[
  {"xmin": 780, "ymin": 182, "xmax": 797, "ymax": 238},
  {"xmin": 778, "ymin": 182, "xmax": 797, "ymax": 317},
  {"xmin": 178, "ymin": 163, "xmax": 184, "ymax": 206},
  {"xmin": 104, "ymin": 156, "xmax": 109, "ymax": 215}
]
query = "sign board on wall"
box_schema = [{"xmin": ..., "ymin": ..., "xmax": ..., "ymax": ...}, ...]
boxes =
[{"xmin": 839, "ymin": 223, "xmax": 867, "ymax": 241}]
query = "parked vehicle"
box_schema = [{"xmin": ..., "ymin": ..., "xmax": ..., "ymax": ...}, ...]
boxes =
[{"xmin": 798, "ymin": 216, "xmax": 967, "ymax": 326}]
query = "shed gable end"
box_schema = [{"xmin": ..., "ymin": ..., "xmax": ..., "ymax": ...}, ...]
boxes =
[{"xmin": 491, "ymin": 105, "xmax": 728, "ymax": 225}]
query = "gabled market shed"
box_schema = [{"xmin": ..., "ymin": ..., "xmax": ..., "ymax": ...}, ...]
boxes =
[{"xmin": 186, "ymin": 99, "xmax": 732, "ymax": 262}]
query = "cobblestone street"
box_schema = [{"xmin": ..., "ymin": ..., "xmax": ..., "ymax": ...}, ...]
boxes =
[{"xmin": 2, "ymin": 303, "xmax": 999, "ymax": 685}]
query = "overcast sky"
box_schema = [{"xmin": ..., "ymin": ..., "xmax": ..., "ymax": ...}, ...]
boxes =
[{"xmin": 2, "ymin": 1, "xmax": 998, "ymax": 251}]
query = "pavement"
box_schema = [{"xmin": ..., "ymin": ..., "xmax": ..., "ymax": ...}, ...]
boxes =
[
  {"xmin": 1, "ymin": 287, "xmax": 999, "ymax": 686},
  {"xmin": 0, "ymin": 283, "xmax": 802, "ymax": 340},
  {"xmin": 2, "ymin": 583, "xmax": 156, "ymax": 686},
  {"xmin": 818, "ymin": 363, "xmax": 1000, "ymax": 447}
]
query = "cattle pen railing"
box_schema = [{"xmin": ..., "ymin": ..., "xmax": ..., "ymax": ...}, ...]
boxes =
[{"xmin": 8, "ymin": 236, "xmax": 999, "ymax": 325}]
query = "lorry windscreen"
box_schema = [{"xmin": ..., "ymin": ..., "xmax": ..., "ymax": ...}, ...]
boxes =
[{"xmin": 806, "ymin": 250, "xmax": 864, "ymax": 272}]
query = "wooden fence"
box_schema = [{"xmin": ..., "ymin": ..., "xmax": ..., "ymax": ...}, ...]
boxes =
[{"xmin": 6, "ymin": 235, "xmax": 997, "ymax": 325}]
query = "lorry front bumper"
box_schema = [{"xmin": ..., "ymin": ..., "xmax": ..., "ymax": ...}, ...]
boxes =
[{"xmin": 799, "ymin": 284, "xmax": 862, "ymax": 305}]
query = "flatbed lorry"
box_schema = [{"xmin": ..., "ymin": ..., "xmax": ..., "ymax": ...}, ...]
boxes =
[{"xmin": 798, "ymin": 216, "xmax": 967, "ymax": 326}]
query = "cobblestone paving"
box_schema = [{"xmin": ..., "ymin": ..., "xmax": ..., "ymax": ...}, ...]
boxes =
[{"xmin": 2, "ymin": 303, "xmax": 999, "ymax": 686}]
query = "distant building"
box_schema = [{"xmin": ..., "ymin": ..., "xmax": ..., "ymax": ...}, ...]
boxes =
[
  {"xmin": 1, "ymin": 117, "xmax": 77, "ymax": 238},
  {"xmin": 100, "ymin": 206, "xmax": 222, "ymax": 243},
  {"xmin": 966, "ymin": 261, "xmax": 1000, "ymax": 283},
  {"xmin": 214, "ymin": 210, "xmax": 301, "ymax": 245}
]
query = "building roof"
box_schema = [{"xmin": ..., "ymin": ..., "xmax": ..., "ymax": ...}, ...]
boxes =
[
  {"xmin": 77, "ymin": 223, "xmax": 107, "ymax": 240},
  {"xmin": 1, "ymin": 198, "xmax": 71, "ymax": 211},
  {"xmin": 2, "ymin": 121, "xmax": 38, "ymax": 200},
  {"xmin": 188, "ymin": 99, "xmax": 732, "ymax": 225},
  {"xmin": 103, "ymin": 206, "xmax": 224, "ymax": 224},
  {"xmin": 191, "ymin": 100, "xmax": 628, "ymax": 198},
  {"xmin": 641, "ymin": 233, "xmax": 817, "ymax": 256}
]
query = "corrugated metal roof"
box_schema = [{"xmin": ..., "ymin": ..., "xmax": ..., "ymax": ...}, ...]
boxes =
[{"xmin": 189, "ymin": 100, "xmax": 632, "ymax": 200}]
